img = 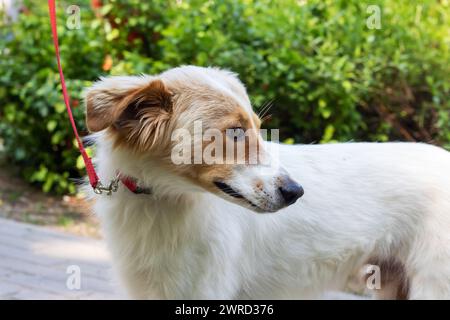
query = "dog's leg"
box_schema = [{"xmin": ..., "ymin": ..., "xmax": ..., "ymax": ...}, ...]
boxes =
[
  {"xmin": 407, "ymin": 247, "xmax": 450, "ymax": 299},
  {"xmin": 406, "ymin": 208, "xmax": 450, "ymax": 299}
]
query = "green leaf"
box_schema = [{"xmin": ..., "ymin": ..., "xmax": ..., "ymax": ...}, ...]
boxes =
[{"xmin": 47, "ymin": 120, "xmax": 57, "ymax": 132}]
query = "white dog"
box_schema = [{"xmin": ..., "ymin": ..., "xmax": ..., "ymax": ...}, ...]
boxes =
[{"xmin": 85, "ymin": 65, "xmax": 450, "ymax": 299}]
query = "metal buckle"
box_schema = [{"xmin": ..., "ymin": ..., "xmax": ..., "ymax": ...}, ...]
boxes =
[{"xmin": 93, "ymin": 175, "xmax": 120, "ymax": 195}]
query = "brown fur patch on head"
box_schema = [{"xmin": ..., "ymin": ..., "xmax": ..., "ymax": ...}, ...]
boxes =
[
  {"xmin": 113, "ymin": 80, "xmax": 173, "ymax": 151},
  {"xmin": 86, "ymin": 78, "xmax": 173, "ymax": 152},
  {"xmin": 174, "ymin": 106, "xmax": 264, "ymax": 194},
  {"xmin": 219, "ymin": 108, "xmax": 262, "ymax": 165}
]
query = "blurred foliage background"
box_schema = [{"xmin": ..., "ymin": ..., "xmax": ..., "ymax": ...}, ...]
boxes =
[{"xmin": 0, "ymin": 0, "xmax": 449, "ymax": 194}]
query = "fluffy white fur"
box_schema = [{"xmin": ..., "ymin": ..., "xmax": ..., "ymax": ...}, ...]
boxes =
[{"xmin": 87, "ymin": 67, "xmax": 450, "ymax": 300}]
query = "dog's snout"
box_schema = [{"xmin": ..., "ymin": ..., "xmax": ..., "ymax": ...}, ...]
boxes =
[{"xmin": 279, "ymin": 179, "xmax": 304, "ymax": 206}]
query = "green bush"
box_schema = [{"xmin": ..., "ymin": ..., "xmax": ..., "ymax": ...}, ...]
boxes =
[
  {"xmin": 0, "ymin": 0, "xmax": 107, "ymax": 193},
  {"xmin": 0, "ymin": 0, "xmax": 449, "ymax": 193}
]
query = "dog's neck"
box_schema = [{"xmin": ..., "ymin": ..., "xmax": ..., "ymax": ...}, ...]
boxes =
[{"xmin": 93, "ymin": 132, "xmax": 204, "ymax": 205}]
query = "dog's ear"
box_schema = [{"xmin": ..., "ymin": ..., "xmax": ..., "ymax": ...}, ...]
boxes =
[{"xmin": 85, "ymin": 76, "xmax": 172, "ymax": 133}]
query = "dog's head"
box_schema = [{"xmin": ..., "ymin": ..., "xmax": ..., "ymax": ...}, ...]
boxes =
[{"xmin": 85, "ymin": 66, "xmax": 303, "ymax": 213}]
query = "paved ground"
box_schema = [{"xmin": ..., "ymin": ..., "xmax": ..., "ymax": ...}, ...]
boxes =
[{"xmin": 0, "ymin": 217, "xmax": 122, "ymax": 299}]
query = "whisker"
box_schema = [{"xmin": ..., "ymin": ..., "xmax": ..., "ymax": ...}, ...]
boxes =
[
  {"xmin": 257, "ymin": 99, "xmax": 273, "ymax": 118},
  {"xmin": 260, "ymin": 114, "xmax": 272, "ymax": 124},
  {"xmin": 258, "ymin": 100, "xmax": 275, "ymax": 120},
  {"xmin": 257, "ymin": 102, "xmax": 269, "ymax": 118}
]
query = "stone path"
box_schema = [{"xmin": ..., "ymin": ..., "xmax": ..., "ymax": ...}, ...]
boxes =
[{"xmin": 0, "ymin": 218, "xmax": 122, "ymax": 299}]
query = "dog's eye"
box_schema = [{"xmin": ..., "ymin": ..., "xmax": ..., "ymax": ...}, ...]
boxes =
[{"xmin": 226, "ymin": 127, "xmax": 246, "ymax": 141}]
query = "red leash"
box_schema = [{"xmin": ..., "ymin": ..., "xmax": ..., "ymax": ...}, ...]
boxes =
[
  {"xmin": 48, "ymin": 0, "xmax": 99, "ymax": 189},
  {"xmin": 48, "ymin": 0, "xmax": 147, "ymax": 195}
]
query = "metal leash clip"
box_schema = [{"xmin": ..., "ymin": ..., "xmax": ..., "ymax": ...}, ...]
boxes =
[{"xmin": 93, "ymin": 175, "xmax": 120, "ymax": 195}]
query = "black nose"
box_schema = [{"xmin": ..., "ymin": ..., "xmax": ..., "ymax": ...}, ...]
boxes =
[{"xmin": 279, "ymin": 180, "xmax": 304, "ymax": 206}]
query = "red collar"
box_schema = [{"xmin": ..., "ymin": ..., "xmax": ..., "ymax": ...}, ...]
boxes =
[
  {"xmin": 118, "ymin": 173, "xmax": 152, "ymax": 195},
  {"xmin": 92, "ymin": 172, "xmax": 152, "ymax": 195}
]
